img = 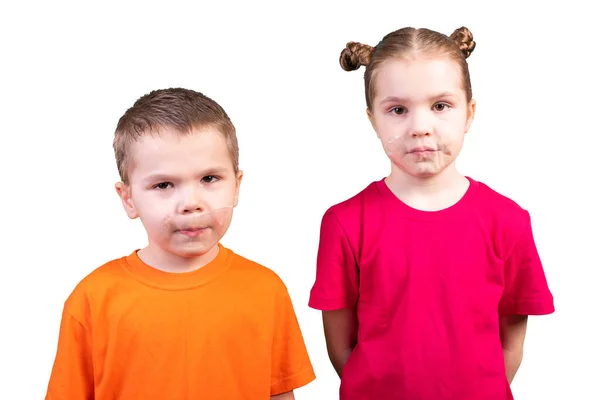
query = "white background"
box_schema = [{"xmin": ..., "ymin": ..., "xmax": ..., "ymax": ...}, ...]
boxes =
[{"xmin": 1, "ymin": 1, "xmax": 599, "ymax": 399}]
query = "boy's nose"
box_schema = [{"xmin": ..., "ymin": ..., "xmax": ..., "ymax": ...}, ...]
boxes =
[
  {"xmin": 178, "ymin": 189, "xmax": 206, "ymax": 214},
  {"xmin": 181, "ymin": 202, "xmax": 204, "ymax": 213}
]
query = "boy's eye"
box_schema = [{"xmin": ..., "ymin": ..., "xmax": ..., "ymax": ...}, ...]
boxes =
[
  {"xmin": 202, "ymin": 175, "xmax": 219, "ymax": 183},
  {"xmin": 153, "ymin": 182, "xmax": 172, "ymax": 190},
  {"xmin": 391, "ymin": 107, "xmax": 406, "ymax": 115}
]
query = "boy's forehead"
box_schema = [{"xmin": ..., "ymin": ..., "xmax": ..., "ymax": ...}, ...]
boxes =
[
  {"xmin": 131, "ymin": 126, "xmax": 224, "ymax": 153},
  {"xmin": 127, "ymin": 127, "xmax": 232, "ymax": 177}
]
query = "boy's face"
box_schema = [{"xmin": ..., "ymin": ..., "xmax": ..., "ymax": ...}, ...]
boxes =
[
  {"xmin": 116, "ymin": 127, "xmax": 242, "ymax": 260},
  {"xmin": 367, "ymin": 56, "xmax": 476, "ymax": 179}
]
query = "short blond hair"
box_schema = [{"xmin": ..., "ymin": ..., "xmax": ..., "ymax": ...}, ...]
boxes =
[{"xmin": 113, "ymin": 88, "xmax": 239, "ymax": 184}]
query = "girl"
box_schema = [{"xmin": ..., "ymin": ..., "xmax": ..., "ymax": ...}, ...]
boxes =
[{"xmin": 308, "ymin": 26, "xmax": 554, "ymax": 400}]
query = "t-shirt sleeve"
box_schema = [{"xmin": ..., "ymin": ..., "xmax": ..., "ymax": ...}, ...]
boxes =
[
  {"xmin": 498, "ymin": 210, "xmax": 555, "ymax": 316},
  {"xmin": 308, "ymin": 209, "xmax": 359, "ymax": 310},
  {"xmin": 270, "ymin": 285, "xmax": 315, "ymax": 396},
  {"xmin": 45, "ymin": 307, "xmax": 94, "ymax": 400}
]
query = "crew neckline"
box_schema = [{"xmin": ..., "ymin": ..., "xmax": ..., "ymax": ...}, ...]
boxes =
[
  {"xmin": 122, "ymin": 243, "xmax": 232, "ymax": 290},
  {"xmin": 375, "ymin": 176, "xmax": 479, "ymax": 221}
]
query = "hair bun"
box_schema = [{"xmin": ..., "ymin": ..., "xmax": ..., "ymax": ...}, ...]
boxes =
[
  {"xmin": 449, "ymin": 27, "xmax": 476, "ymax": 59},
  {"xmin": 339, "ymin": 42, "xmax": 374, "ymax": 71}
]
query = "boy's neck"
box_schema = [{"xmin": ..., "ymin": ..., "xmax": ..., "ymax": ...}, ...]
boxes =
[
  {"xmin": 386, "ymin": 164, "xmax": 469, "ymax": 211},
  {"xmin": 137, "ymin": 244, "xmax": 220, "ymax": 273}
]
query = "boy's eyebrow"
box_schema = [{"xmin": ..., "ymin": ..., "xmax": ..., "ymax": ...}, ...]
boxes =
[
  {"xmin": 380, "ymin": 92, "xmax": 458, "ymax": 105},
  {"xmin": 200, "ymin": 167, "xmax": 230, "ymax": 175},
  {"xmin": 143, "ymin": 167, "xmax": 230, "ymax": 183},
  {"xmin": 144, "ymin": 174, "xmax": 171, "ymax": 183}
]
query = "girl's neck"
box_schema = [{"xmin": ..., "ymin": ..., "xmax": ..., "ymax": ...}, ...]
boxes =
[{"xmin": 385, "ymin": 163, "xmax": 470, "ymax": 211}]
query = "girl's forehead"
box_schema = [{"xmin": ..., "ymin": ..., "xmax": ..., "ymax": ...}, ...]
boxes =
[
  {"xmin": 373, "ymin": 57, "xmax": 464, "ymax": 99},
  {"xmin": 377, "ymin": 56, "xmax": 462, "ymax": 80}
]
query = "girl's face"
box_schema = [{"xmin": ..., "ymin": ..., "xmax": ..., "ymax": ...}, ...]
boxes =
[{"xmin": 367, "ymin": 56, "xmax": 476, "ymax": 180}]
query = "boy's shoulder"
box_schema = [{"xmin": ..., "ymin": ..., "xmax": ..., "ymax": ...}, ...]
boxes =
[
  {"xmin": 68, "ymin": 249, "xmax": 290, "ymax": 296},
  {"xmin": 226, "ymin": 249, "xmax": 289, "ymax": 292},
  {"xmin": 61, "ymin": 255, "xmax": 131, "ymax": 319},
  {"xmin": 72, "ymin": 254, "xmax": 130, "ymax": 288},
  {"xmin": 62, "ymin": 249, "xmax": 292, "ymax": 318}
]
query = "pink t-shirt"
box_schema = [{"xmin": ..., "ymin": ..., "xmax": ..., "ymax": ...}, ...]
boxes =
[{"xmin": 309, "ymin": 177, "xmax": 554, "ymax": 400}]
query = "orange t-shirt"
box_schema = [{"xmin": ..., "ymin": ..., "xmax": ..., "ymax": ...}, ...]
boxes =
[{"xmin": 45, "ymin": 244, "xmax": 315, "ymax": 399}]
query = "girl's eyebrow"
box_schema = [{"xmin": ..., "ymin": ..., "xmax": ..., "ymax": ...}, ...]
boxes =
[{"xmin": 380, "ymin": 92, "xmax": 458, "ymax": 105}]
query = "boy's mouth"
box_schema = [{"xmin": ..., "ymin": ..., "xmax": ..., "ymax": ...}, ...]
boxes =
[{"xmin": 178, "ymin": 227, "xmax": 207, "ymax": 237}]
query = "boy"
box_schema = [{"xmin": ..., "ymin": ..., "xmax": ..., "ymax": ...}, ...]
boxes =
[{"xmin": 45, "ymin": 88, "xmax": 315, "ymax": 399}]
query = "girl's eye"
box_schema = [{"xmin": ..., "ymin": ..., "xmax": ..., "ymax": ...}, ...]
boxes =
[
  {"xmin": 202, "ymin": 175, "xmax": 219, "ymax": 183},
  {"xmin": 153, "ymin": 182, "xmax": 172, "ymax": 190},
  {"xmin": 434, "ymin": 103, "xmax": 450, "ymax": 111},
  {"xmin": 391, "ymin": 107, "xmax": 406, "ymax": 115}
]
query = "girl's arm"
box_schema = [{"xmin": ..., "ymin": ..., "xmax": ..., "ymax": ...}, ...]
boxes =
[
  {"xmin": 498, "ymin": 210, "xmax": 554, "ymax": 384},
  {"xmin": 322, "ymin": 308, "xmax": 358, "ymax": 378},
  {"xmin": 499, "ymin": 314, "xmax": 528, "ymax": 384}
]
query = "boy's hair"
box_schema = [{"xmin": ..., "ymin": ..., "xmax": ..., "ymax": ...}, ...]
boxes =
[
  {"xmin": 339, "ymin": 26, "xmax": 476, "ymax": 109},
  {"xmin": 113, "ymin": 88, "xmax": 239, "ymax": 185}
]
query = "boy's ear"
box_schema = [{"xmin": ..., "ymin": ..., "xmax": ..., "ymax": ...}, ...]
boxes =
[
  {"xmin": 115, "ymin": 182, "xmax": 138, "ymax": 219},
  {"xmin": 233, "ymin": 170, "xmax": 243, "ymax": 207}
]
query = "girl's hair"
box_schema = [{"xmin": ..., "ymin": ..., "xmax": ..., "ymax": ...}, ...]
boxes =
[{"xmin": 339, "ymin": 26, "xmax": 476, "ymax": 109}]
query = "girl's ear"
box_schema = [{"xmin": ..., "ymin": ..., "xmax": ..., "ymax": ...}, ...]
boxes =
[
  {"xmin": 367, "ymin": 108, "xmax": 380, "ymax": 138},
  {"xmin": 465, "ymin": 99, "xmax": 476, "ymax": 133}
]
